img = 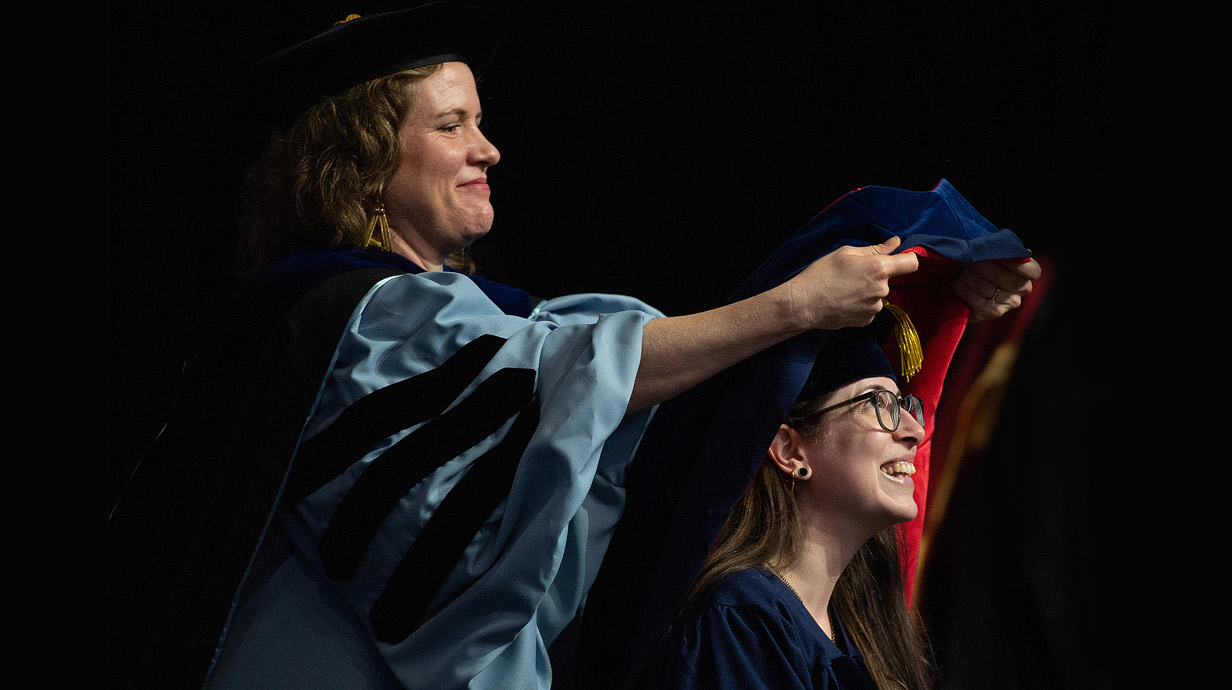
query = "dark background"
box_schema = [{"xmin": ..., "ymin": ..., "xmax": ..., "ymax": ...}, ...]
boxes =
[
  {"xmin": 111, "ymin": 2, "xmax": 1103, "ymax": 686},
  {"xmin": 111, "ymin": 0, "xmax": 1102, "ymax": 512}
]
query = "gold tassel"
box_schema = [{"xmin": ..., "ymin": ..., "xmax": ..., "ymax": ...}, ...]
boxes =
[
  {"xmin": 365, "ymin": 204, "xmax": 393, "ymax": 250},
  {"xmin": 882, "ymin": 299, "xmax": 923, "ymax": 382}
]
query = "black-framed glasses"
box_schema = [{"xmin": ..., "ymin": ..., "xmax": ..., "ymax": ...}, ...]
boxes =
[{"xmin": 813, "ymin": 389, "xmax": 925, "ymax": 432}]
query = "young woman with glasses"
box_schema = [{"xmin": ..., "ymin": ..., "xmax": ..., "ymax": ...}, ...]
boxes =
[{"xmin": 643, "ymin": 315, "xmax": 937, "ymax": 690}]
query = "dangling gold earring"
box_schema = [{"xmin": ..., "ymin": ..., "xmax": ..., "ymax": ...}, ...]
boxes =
[{"xmin": 366, "ymin": 203, "xmax": 393, "ymax": 249}]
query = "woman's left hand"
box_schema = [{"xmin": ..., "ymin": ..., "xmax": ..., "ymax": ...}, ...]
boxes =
[{"xmin": 952, "ymin": 257, "xmax": 1042, "ymax": 322}]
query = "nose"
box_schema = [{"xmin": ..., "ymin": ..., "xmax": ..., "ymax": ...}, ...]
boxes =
[
  {"xmin": 469, "ymin": 127, "xmax": 500, "ymax": 169},
  {"xmin": 894, "ymin": 405, "xmax": 925, "ymax": 446}
]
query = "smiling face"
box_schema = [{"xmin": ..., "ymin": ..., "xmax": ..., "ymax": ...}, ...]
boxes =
[
  {"xmin": 383, "ymin": 61, "xmax": 500, "ymax": 270},
  {"xmin": 789, "ymin": 376, "xmax": 924, "ymax": 537}
]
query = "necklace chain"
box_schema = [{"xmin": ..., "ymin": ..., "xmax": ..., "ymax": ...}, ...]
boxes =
[
  {"xmin": 767, "ymin": 566, "xmax": 803, "ymax": 603},
  {"xmin": 766, "ymin": 566, "xmax": 836, "ymax": 643}
]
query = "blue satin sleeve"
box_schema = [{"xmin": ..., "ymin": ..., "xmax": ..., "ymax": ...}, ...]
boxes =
[{"xmin": 207, "ymin": 271, "xmax": 663, "ymax": 690}]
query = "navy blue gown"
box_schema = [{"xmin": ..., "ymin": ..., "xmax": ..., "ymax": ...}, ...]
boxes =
[{"xmin": 642, "ymin": 569, "xmax": 879, "ymax": 689}]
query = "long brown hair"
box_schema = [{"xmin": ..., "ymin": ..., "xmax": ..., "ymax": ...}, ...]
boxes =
[
  {"xmin": 683, "ymin": 398, "xmax": 935, "ymax": 689},
  {"xmin": 237, "ymin": 64, "xmax": 478, "ymax": 274}
]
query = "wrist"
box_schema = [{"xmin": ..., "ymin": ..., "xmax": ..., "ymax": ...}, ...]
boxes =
[{"xmin": 769, "ymin": 279, "xmax": 815, "ymax": 337}]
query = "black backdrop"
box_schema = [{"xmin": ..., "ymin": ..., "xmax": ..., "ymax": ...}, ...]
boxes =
[
  {"xmin": 110, "ymin": 0, "xmax": 1102, "ymax": 518},
  {"xmin": 110, "ymin": 2, "xmax": 1103, "ymax": 687}
]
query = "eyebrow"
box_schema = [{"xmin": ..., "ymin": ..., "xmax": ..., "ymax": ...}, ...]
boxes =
[
  {"xmin": 432, "ymin": 108, "xmax": 480, "ymax": 119},
  {"xmin": 858, "ymin": 382, "xmax": 899, "ymax": 396}
]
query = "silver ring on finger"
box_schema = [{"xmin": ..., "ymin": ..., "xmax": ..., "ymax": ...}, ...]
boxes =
[{"xmin": 987, "ymin": 287, "xmax": 1001, "ymax": 303}]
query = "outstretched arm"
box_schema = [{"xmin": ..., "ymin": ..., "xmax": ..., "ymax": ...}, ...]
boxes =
[{"xmin": 627, "ymin": 237, "xmax": 919, "ymax": 414}]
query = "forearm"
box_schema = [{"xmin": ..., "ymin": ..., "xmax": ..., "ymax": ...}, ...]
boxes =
[{"xmin": 627, "ymin": 285, "xmax": 804, "ymax": 414}]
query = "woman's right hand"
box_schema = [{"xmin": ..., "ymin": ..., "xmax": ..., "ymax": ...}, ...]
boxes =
[
  {"xmin": 779, "ymin": 236, "xmax": 920, "ymax": 332},
  {"xmin": 628, "ymin": 236, "xmax": 920, "ymax": 414}
]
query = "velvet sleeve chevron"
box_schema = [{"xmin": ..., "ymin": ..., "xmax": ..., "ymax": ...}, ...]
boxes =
[{"xmin": 203, "ymin": 270, "xmax": 662, "ymax": 690}]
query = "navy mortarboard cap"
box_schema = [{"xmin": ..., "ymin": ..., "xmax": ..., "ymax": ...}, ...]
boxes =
[
  {"xmin": 239, "ymin": 2, "xmax": 509, "ymax": 135},
  {"xmin": 795, "ymin": 305, "xmax": 905, "ymax": 405},
  {"xmin": 577, "ymin": 180, "xmax": 1032, "ymax": 690}
]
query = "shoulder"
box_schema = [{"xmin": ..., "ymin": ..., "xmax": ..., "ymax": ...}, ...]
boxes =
[
  {"xmin": 704, "ymin": 568, "xmax": 794, "ymax": 610},
  {"xmin": 642, "ymin": 570, "xmax": 816, "ymax": 690},
  {"xmin": 680, "ymin": 568, "xmax": 806, "ymax": 645}
]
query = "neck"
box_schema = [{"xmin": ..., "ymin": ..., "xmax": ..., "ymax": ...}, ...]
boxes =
[
  {"xmin": 388, "ymin": 232, "xmax": 446, "ymax": 272},
  {"xmin": 777, "ymin": 510, "xmax": 876, "ymax": 640}
]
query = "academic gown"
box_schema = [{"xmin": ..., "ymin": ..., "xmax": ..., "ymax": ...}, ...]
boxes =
[
  {"xmin": 110, "ymin": 244, "xmax": 663, "ymax": 690},
  {"xmin": 641, "ymin": 569, "xmax": 878, "ymax": 690}
]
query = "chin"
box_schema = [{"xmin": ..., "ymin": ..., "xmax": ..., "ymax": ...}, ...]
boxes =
[
  {"xmin": 460, "ymin": 219, "xmax": 493, "ymax": 244},
  {"xmin": 872, "ymin": 498, "xmax": 918, "ymax": 527},
  {"xmin": 891, "ymin": 503, "xmax": 919, "ymax": 525},
  {"xmin": 444, "ymin": 224, "xmax": 490, "ymax": 254}
]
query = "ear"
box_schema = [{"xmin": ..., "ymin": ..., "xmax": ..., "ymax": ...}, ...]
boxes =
[{"xmin": 767, "ymin": 424, "xmax": 808, "ymax": 477}]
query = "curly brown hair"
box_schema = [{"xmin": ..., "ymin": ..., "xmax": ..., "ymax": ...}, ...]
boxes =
[{"xmin": 237, "ymin": 64, "xmax": 476, "ymax": 273}]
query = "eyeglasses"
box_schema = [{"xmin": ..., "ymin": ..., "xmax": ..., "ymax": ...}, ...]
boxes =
[{"xmin": 812, "ymin": 389, "xmax": 925, "ymax": 433}]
